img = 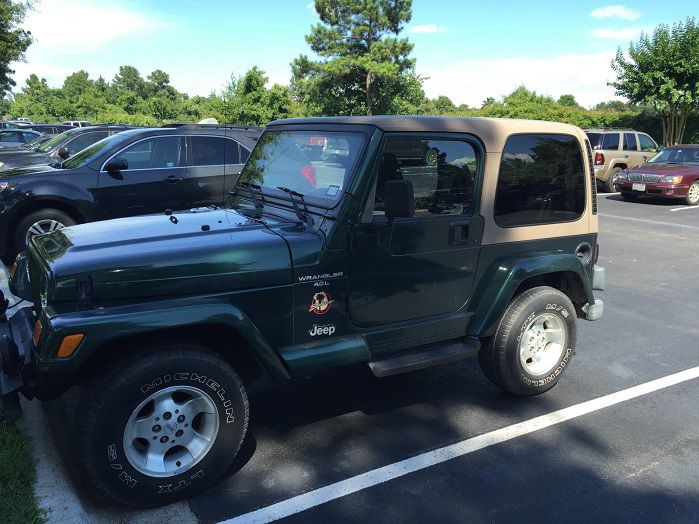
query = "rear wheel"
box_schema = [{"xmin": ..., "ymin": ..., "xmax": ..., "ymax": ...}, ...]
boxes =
[
  {"xmin": 14, "ymin": 208, "xmax": 76, "ymax": 255},
  {"xmin": 605, "ymin": 168, "xmax": 622, "ymax": 192},
  {"xmin": 75, "ymin": 344, "xmax": 249, "ymax": 507},
  {"xmin": 685, "ymin": 181, "xmax": 699, "ymax": 205},
  {"xmin": 478, "ymin": 286, "xmax": 577, "ymax": 396}
]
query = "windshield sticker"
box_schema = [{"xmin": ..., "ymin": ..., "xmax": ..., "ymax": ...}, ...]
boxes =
[
  {"xmin": 326, "ymin": 185, "xmax": 340, "ymax": 197},
  {"xmin": 309, "ymin": 291, "xmax": 334, "ymax": 315}
]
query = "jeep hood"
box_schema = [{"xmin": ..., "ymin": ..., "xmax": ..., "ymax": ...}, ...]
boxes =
[{"xmin": 29, "ymin": 208, "xmax": 293, "ymax": 303}]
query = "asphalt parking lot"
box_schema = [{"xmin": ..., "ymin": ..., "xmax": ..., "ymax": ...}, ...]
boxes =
[{"xmin": 15, "ymin": 192, "xmax": 699, "ymax": 523}]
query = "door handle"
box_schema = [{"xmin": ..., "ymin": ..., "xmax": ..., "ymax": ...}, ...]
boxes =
[
  {"xmin": 450, "ymin": 223, "xmax": 470, "ymax": 244},
  {"xmin": 164, "ymin": 175, "xmax": 184, "ymax": 183}
]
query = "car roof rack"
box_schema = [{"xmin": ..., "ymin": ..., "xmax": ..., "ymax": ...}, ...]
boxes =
[{"xmin": 161, "ymin": 123, "xmax": 263, "ymax": 131}]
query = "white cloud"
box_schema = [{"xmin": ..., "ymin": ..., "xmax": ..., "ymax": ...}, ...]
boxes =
[
  {"xmin": 9, "ymin": 0, "xmax": 174, "ymax": 90},
  {"xmin": 410, "ymin": 24, "xmax": 447, "ymax": 34},
  {"xmin": 419, "ymin": 52, "xmax": 620, "ymax": 109},
  {"xmin": 589, "ymin": 5, "xmax": 641, "ymax": 21},
  {"xmin": 24, "ymin": 0, "xmax": 169, "ymax": 54},
  {"xmin": 591, "ymin": 27, "xmax": 647, "ymax": 40}
]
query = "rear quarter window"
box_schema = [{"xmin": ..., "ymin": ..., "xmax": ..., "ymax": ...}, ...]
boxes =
[
  {"xmin": 494, "ymin": 133, "xmax": 586, "ymax": 227},
  {"xmin": 601, "ymin": 133, "xmax": 620, "ymax": 150}
]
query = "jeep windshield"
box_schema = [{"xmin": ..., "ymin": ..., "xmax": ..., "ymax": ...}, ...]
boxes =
[{"xmin": 238, "ymin": 130, "xmax": 365, "ymax": 208}]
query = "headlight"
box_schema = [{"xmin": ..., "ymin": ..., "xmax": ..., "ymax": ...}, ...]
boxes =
[
  {"xmin": 617, "ymin": 170, "xmax": 629, "ymax": 180},
  {"xmin": 660, "ymin": 175, "xmax": 683, "ymax": 184},
  {"xmin": 0, "ymin": 182, "xmax": 8, "ymax": 191}
]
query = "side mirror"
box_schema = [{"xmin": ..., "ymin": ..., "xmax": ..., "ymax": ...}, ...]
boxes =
[
  {"xmin": 57, "ymin": 146, "xmax": 70, "ymax": 159},
  {"xmin": 384, "ymin": 179, "xmax": 415, "ymax": 221},
  {"xmin": 105, "ymin": 158, "xmax": 128, "ymax": 172}
]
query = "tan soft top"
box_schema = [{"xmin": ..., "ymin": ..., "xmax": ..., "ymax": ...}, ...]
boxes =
[{"xmin": 268, "ymin": 116, "xmax": 586, "ymax": 153}]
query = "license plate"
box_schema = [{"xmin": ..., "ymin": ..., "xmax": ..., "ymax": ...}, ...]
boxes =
[{"xmin": 632, "ymin": 183, "xmax": 646, "ymax": 192}]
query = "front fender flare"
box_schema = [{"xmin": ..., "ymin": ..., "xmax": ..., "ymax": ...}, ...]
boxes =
[
  {"xmin": 40, "ymin": 298, "xmax": 290, "ymax": 380},
  {"xmin": 468, "ymin": 253, "xmax": 593, "ymax": 337}
]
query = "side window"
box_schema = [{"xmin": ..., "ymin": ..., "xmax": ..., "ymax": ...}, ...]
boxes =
[
  {"xmin": 240, "ymin": 146, "xmax": 250, "ymax": 163},
  {"xmin": 116, "ymin": 136, "xmax": 184, "ymax": 170},
  {"xmin": 374, "ymin": 138, "xmax": 478, "ymax": 217},
  {"xmin": 66, "ymin": 131, "xmax": 109, "ymax": 155},
  {"xmin": 495, "ymin": 134, "xmax": 585, "ymax": 227},
  {"xmin": 0, "ymin": 131, "xmax": 21, "ymax": 143},
  {"xmin": 638, "ymin": 134, "xmax": 657, "ymax": 152},
  {"xmin": 623, "ymin": 133, "xmax": 638, "ymax": 151},
  {"xmin": 601, "ymin": 133, "xmax": 620, "ymax": 150},
  {"xmin": 190, "ymin": 136, "xmax": 240, "ymax": 166},
  {"xmin": 22, "ymin": 132, "xmax": 38, "ymax": 142}
]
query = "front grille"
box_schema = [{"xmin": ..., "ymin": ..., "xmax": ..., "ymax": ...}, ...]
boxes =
[{"xmin": 629, "ymin": 173, "xmax": 662, "ymax": 183}]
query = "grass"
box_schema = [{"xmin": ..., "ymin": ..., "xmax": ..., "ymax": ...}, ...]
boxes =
[{"xmin": 0, "ymin": 402, "xmax": 44, "ymax": 524}]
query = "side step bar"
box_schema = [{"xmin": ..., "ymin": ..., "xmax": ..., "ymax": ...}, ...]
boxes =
[{"xmin": 369, "ymin": 338, "xmax": 480, "ymax": 378}]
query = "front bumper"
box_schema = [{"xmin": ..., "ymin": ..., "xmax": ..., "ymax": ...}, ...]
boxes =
[
  {"xmin": 0, "ymin": 303, "xmax": 35, "ymax": 422},
  {"xmin": 615, "ymin": 180, "xmax": 690, "ymax": 199}
]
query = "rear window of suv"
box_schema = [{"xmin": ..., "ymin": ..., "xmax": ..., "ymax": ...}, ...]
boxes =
[{"xmin": 494, "ymin": 133, "xmax": 586, "ymax": 227}]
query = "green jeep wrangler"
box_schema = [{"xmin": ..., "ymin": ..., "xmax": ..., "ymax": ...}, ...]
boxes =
[{"xmin": 0, "ymin": 116, "xmax": 605, "ymax": 507}]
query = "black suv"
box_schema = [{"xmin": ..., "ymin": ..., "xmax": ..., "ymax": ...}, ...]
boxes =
[
  {"xmin": 0, "ymin": 124, "xmax": 261, "ymax": 258},
  {"xmin": 0, "ymin": 125, "xmax": 132, "ymax": 172}
]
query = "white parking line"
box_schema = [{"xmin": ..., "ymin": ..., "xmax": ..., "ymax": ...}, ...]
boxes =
[
  {"xmin": 221, "ymin": 366, "xmax": 699, "ymax": 524},
  {"xmin": 670, "ymin": 205, "xmax": 699, "ymax": 212},
  {"xmin": 600, "ymin": 213, "xmax": 699, "ymax": 230}
]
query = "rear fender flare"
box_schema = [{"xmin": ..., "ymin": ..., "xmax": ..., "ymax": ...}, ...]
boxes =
[{"xmin": 468, "ymin": 253, "xmax": 593, "ymax": 337}]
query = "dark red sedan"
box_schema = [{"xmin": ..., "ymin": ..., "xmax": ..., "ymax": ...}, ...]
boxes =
[{"xmin": 615, "ymin": 145, "xmax": 699, "ymax": 205}]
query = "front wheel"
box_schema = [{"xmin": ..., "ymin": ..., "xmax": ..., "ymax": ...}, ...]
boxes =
[
  {"xmin": 478, "ymin": 286, "xmax": 577, "ymax": 396},
  {"xmin": 14, "ymin": 208, "xmax": 76, "ymax": 255},
  {"xmin": 685, "ymin": 181, "xmax": 699, "ymax": 205},
  {"xmin": 75, "ymin": 344, "xmax": 249, "ymax": 507}
]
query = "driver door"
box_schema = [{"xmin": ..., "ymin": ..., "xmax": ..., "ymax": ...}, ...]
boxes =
[
  {"xmin": 95, "ymin": 135, "xmax": 188, "ymax": 219},
  {"xmin": 349, "ymin": 135, "xmax": 484, "ymax": 333}
]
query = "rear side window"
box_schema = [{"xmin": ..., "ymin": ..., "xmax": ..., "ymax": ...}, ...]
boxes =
[
  {"xmin": 601, "ymin": 133, "xmax": 620, "ymax": 150},
  {"xmin": 585, "ymin": 132, "xmax": 602, "ymax": 149},
  {"xmin": 66, "ymin": 131, "xmax": 109, "ymax": 155},
  {"xmin": 638, "ymin": 134, "xmax": 657, "ymax": 152},
  {"xmin": 190, "ymin": 136, "xmax": 241, "ymax": 166},
  {"xmin": 495, "ymin": 134, "xmax": 586, "ymax": 227},
  {"xmin": 623, "ymin": 133, "xmax": 638, "ymax": 151}
]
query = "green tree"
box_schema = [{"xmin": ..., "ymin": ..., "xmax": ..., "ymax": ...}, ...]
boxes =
[
  {"xmin": 0, "ymin": 0, "xmax": 32, "ymax": 97},
  {"xmin": 111, "ymin": 65, "xmax": 146, "ymax": 99},
  {"xmin": 557, "ymin": 94, "xmax": 580, "ymax": 107},
  {"xmin": 292, "ymin": 0, "xmax": 415, "ymax": 115},
  {"xmin": 611, "ymin": 18, "xmax": 699, "ymax": 144},
  {"xmin": 223, "ymin": 67, "xmax": 295, "ymax": 126},
  {"xmin": 62, "ymin": 70, "xmax": 92, "ymax": 101}
]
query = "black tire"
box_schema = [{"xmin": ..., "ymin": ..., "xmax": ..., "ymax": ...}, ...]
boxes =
[
  {"xmin": 75, "ymin": 344, "xmax": 249, "ymax": 507},
  {"xmin": 605, "ymin": 168, "xmax": 622, "ymax": 193},
  {"xmin": 620, "ymin": 192, "xmax": 638, "ymax": 201},
  {"xmin": 14, "ymin": 208, "xmax": 76, "ymax": 255},
  {"xmin": 478, "ymin": 286, "xmax": 577, "ymax": 397},
  {"xmin": 685, "ymin": 181, "xmax": 699, "ymax": 205}
]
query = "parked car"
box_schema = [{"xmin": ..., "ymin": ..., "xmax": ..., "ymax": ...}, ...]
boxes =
[
  {"xmin": 0, "ymin": 125, "xmax": 131, "ymax": 171},
  {"xmin": 0, "ymin": 129, "xmax": 43, "ymax": 149},
  {"xmin": 63, "ymin": 120, "xmax": 91, "ymax": 127},
  {"xmin": 0, "ymin": 123, "xmax": 260, "ymax": 258},
  {"xmin": 17, "ymin": 123, "xmax": 74, "ymax": 135},
  {"xmin": 1, "ymin": 116, "xmax": 604, "ymax": 506},
  {"xmin": 615, "ymin": 144, "xmax": 699, "ymax": 205},
  {"xmin": 584, "ymin": 128, "xmax": 658, "ymax": 192}
]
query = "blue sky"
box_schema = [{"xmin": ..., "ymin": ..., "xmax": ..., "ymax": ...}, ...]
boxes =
[{"xmin": 13, "ymin": 0, "xmax": 694, "ymax": 108}]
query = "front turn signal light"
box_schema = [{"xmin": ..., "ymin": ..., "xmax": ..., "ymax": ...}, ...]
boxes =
[{"xmin": 57, "ymin": 334, "xmax": 85, "ymax": 358}]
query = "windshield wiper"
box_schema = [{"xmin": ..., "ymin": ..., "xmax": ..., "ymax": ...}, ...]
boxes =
[
  {"xmin": 276, "ymin": 186, "xmax": 314, "ymax": 226},
  {"xmin": 235, "ymin": 181, "xmax": 265, "ymax": 213}
]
